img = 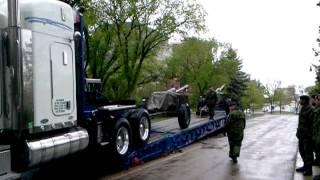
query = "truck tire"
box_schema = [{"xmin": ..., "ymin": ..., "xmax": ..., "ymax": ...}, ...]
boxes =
[
  {"xmin": 133, "ymin": 115, "xmax": 151, "ymax": 146},
  {"xmin": 111, "ymin": 119, "xmax": 132, "ymax": 158},
  {"xmin": 178, "ymin": 104, "xmax": 191, "ymax": 129}
]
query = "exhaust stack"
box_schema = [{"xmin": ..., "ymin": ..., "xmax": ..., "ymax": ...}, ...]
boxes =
[
  {"xmin": 8, "ymin": 0, "xmax": 20, "ymax": 27},
  {"xmin": 5, "ymin": 0, "xmax": 33, "ymax": 131}
]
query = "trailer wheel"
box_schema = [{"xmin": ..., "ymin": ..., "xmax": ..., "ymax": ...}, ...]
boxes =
[
  {"xmin": 178, "ymin": 104, "xmax": 191, "ymax": 129},
  {"xmin": 133, "ymin": 115, "xmax": 151, "ymax": 146},
  {"xmin": 112, "ymin": 119, "xmax": 132, "ymax": 158}
]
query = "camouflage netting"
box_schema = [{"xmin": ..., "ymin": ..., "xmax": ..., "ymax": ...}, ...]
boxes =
[{"xmin": 147, "ymin": 91, "xmax": 179, "ymax": 112}]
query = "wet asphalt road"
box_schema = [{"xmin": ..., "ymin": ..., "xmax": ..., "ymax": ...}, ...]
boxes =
[{"xmin": 106, "ymin": 114, "xmax": 300, "ymax": 180}]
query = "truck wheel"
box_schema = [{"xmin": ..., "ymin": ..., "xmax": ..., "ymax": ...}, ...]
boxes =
[
  {"xmin": 178, "ymin": 104, "xmax": 191, "ymax": 129},
  {"xmin": 112, "ymin": 119, "xmax": 132, "ymax": 158},
  {"xmin": 133, "ymin": 115, "xmax": 151, "ymax": 146}
]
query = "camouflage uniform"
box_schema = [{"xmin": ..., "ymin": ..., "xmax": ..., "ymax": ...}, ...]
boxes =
[
  {"xmin": 297, "ymin": 104, "xmax": 314, "ymax": 169},
  {"xmin": 226, "ymin": 109, "xmax": 246, "ymax": 158},
  {"xmin": 313, "ymin": 104, "xmax": 320, "ymax": 163},
  {"xmin": 205, "ymin": 89, "xmax": 217, "ymax": 119}
]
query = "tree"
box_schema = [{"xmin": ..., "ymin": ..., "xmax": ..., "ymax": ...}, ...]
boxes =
[
  {"xmin": 164, "ymin": 39, "xmax": 247, "ymax": 106},
  {"xmin": 61, "ymin": 0, "xmax": 89, "ymax": 7},
  {"xmin": 87, "ymin": 0, "xmax": 206, "ymax": 99},
  {"xmin": 134, "ymin": 56, "xmax": 166, "ymax": 100},
  {"xmin": 310, "ymin": 5, "xmax": 320, "ymax": 94},
  {"xmin": 164, "ymin": 38, "xmax": 219, "ymax": 105},
  {"xmin": 265, "ymin": 81, "xmax": 281, "ymax": 114},
  {"xmin": 241, "ymin": 80, "xmax": 265, "ymax": 113},
  {"xmin": 274, "ymin": 88, "xmax": 290, "ymax": 114},
  {"xmin": 223, "ymin": 48, "xmax": 249, "ymax": 103},
  {"xmin": 287, "ymin": 85, "xmax": 299, "ymax": 114}
]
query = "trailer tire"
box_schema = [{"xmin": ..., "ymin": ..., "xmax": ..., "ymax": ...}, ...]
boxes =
[
  {"xmin": 133, "ymin": 115, "xmax": 151, "ymax": 146},
  {"xmin": 111, "ymin": 119, "xmax": 132, "ymax": 158},
  {"xmin": 178, "ymin": 104, "xmax": 191, "ymax": 129}
]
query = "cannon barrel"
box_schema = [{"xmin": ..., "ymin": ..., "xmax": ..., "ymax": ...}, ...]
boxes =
[{"xmin": 176, "ymin": 85, "xmax": 189, "ymax": 93}]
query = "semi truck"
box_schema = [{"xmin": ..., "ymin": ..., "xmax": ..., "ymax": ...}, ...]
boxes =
[
  {"xmin": 0, "ymin": 0, "xmax": 224, "ymax": 179},
  {"xmin": 0, "ymin": 0, "xmax": 156, "ymax": 177}
]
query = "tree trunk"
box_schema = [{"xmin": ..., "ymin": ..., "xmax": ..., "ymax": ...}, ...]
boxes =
[{"xmin": 252, "ymin": 104, "xmax": 255, "ymax": 115}]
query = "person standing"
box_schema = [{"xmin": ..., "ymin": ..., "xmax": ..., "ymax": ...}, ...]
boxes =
[
  {"xmin": 311, "ymin": 95, "xmax": 317, "ymax": 106},
  {"xmin": 296, "ymin": 95, "xmax": 314, "ymax": 176},
  {"xmin": 313, "ymin": 95, "xmax": 320, "ymax": 167},
  {"xmin": 225, "ymin": 101, "xmax": 246, "ymax": 163},
  {"xmin": 313, "ymin": 96, "xmax": 320, "ymax": 179},
  {"xmin": 313, "ymin": 95, "xmax": 320, "ymax": 180},
  {"xmin": 205, "ymin": 88, "xmax": 218, "ymax": 119}
]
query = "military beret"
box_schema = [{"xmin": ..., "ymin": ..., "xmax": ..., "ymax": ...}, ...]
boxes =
[{"xmin": 300, "ymin": 95, "xmax": 310, "ymax": 101}]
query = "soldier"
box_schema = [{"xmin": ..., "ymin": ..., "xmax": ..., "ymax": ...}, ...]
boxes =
[
  {"xmin": 313, "ymin": 95, "xmax": 320, "ymax": 180},
  {"xmin": 225, "ymin": 101, "xmax": 246, "ymax": 163},
  {"xmin": 296, "ymin": 95, "xmax": 314, "ymax": 176},
  {"xmin": 205, "ymin": 88, "xmax": 218, "ymax": 119},
  {"xmin": 311, "ymin": 95, "xmax": 317, "ymax": 106},
  {"xmin": 313, "ymin": 95, "xmax": 320, "ymax": 167}
]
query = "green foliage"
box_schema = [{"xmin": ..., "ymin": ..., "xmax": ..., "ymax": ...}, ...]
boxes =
[
  {"xmin": 223, "ymin": 48, "xmax": 249, "ymax": 103},
  {"xmin": 309, "ymin": 66, "xmax": 320, "ymax": 95},
  {"xmin": 165, "ymin": 38, "xmax": 220, "ymax": 105},
  {"xmin": 241, "ymin": 80, "xmax": 265, "ymax": 110},
  {"xmin": 61, "ymin": 0, "xmax": 90, "ymax": 7},
  {"xmin": 85, "ymin": 0, "xmax": 206, "ymax": 99},
  {"xmin": 64, "ymin": 0, "xmax": 254, "ymax": 105},
  {"xmin": 164, "ymin": 39, "xmax": 248, "ymax": 107},
  {"xmin": 306, "ymin": 85, "xmax": 320, "ymax": 95},
  {"xmin": 265, "ymin": 81, "xmax": 281, "ymax": 113},
  {"xmin": 274, "ymin": 89, "xmax": 290, "ymax": 106},
  {"xmin": 134, "ymin": 57, "xmax": 166, "ymax": 100}
]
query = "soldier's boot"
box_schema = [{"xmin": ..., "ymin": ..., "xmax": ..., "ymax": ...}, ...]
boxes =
[
  {"xmin": 231, "ymin": 157, "xmax": 238, "ymax": 164},
  {"xmin": 303, "ymin": 166, "xmax": 312, "ymax": 176},
  {"xmin": 296, "ymin": 166, "xmax": 305, "ymax": 173}
]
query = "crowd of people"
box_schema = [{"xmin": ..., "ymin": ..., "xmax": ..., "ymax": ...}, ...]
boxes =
[
  {"xmin": 204, "ymin": 89, "xmax": 320, "ymax": 180},
  {"xmin": 296, "ymin": 95, "xmax": 320, "ymax": 179}
]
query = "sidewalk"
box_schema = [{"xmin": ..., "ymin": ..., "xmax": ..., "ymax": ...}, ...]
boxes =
[{"xmin": 294, "ymin": 153, "xmax": 320, "ymax": 180}]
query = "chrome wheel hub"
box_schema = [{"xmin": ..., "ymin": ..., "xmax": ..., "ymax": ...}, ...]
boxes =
[
  {"xmin": 116, "ymin": 127, "xmax": 130, "ymax": 155},
  {"xmin": 139, "ymin": 117, "xmax": 150, "ymax": 141}
]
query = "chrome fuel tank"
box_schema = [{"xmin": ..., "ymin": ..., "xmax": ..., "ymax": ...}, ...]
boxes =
[{"xmin": 13, "ymin": 128, "xmax": 89, "ymax": 169}]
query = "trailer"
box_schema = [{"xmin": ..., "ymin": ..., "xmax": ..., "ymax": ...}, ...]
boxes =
[
  {"xmin": 123, "ymin": 110, "xmax": 227, "ymax": 168},
  {"xmin": 1, "ymin": 111, "xmax": 227, "ymax": 179}
]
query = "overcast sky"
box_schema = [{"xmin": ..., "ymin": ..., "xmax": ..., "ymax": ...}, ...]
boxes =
[{"xmin": 197, "ymin": 0, "xmax": 320, "ymax": 88}]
